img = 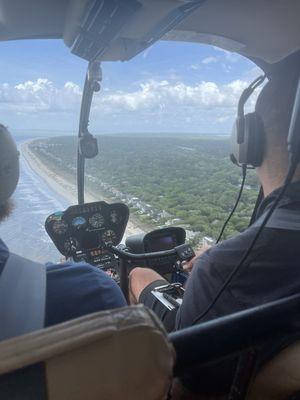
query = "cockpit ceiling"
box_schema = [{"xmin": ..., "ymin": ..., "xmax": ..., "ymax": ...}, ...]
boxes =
[
  {"xmin": 0, "ymin": 0, "xmax": 299, "ymax": 65},
  {"xmin": 164, "ymin": 0, "xmax": 300, "ymax": 64},
  {"xmin": 0, "ymin": 0, "xmax": 69, "ymax": 41}
]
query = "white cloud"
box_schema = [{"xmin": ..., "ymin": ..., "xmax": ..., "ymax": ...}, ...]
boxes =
[
  {"xmin": 0, "ymin": 77, "xmax": 261, "ymax": 132},
  {"xmin": 95, "ymin": 79, "xmax": 250, "ymax": 112},
  {"xmin": 213, "ymin": 47, "xmax": 241, "ymax": 63},
  {"xmin": 0, "ymin": 78, "xmax": 82, "ymax": 114},
  {"xmin": 202, "ymin": 56, "xmax": 218, "ymax": 64}
]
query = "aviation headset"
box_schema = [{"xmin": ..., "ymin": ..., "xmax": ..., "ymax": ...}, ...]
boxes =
[
  {"xmin": 230, "ymin": 75, "xmax": 267, "ymax": 168},
  {"xmin": 0, "ymin": 125, "xmax": 19, "ymax": 206},
  {"xmin": 215, "ymin": 75, "xmax": 267, "ymax": 242}
]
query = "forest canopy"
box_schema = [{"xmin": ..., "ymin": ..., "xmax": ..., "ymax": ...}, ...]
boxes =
[{"xmin": 29, "ymin": 134, "xmax": 259, "ymax": 244}]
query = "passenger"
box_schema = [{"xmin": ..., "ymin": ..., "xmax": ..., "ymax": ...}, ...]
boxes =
[
  {"xmin": 0, "ymin": 125, "xmax": 126, "ymax": 328},
  {"xmin": 129, "ymin": 62, "xmax": 300, "ymax": 395}
]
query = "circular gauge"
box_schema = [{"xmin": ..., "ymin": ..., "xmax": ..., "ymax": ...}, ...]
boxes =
[
  {"xmin": 89, "ymin": 213, "xmax": 104, "ymax": 228},
  {"xmin": 102, "ymin": 229, "xmax": 117, "ymax": 245},
  {"xmin": 64, "ymin": 237, "xmax": 79, "ymax": 255},
  {"xmin": 52, "ymin": 220, "xmax": 68, "ymax": 235},
  {"xmin": 72, "ymin": 216, "xmax": 86, "ymax": 229},
  {"xmin": 110, "ymin": 210, "xmax": 119, "ymax": 224}
]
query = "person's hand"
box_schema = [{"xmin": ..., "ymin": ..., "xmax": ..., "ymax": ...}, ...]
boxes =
[{"xmin": 182, "ymin": 244, "xmax": 212, "ymax": 273}]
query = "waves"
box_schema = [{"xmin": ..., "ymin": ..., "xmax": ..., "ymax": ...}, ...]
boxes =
[{"xmin": 0, "ymin": 146, "xmax": 69, "ymax": 263}]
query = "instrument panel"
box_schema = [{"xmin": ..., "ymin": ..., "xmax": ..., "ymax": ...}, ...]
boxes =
[
  {"xmin": 45, "ymin": 202, "xmax": 193, "ymax": 286},
  {"xmin": 45, "ymin": 201, "xmax": 129, "ymax": 261}
]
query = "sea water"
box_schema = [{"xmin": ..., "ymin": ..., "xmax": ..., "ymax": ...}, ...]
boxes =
[{"xmin": 0, "ymin": 139, "xmax": 70, "ymax": 263}]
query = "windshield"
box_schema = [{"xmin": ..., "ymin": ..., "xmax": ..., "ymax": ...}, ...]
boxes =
[{"xmin": 0, "ymin": 39, "xmax": 262, "ymax": 262}]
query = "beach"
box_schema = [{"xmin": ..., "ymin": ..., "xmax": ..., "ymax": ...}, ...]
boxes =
[{"xmin": 21, "ymin": 140, "xmax": 144, "ymax": 237}]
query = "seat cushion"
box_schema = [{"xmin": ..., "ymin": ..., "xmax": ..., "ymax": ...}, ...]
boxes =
[
  {"xmin": 0, "ymin": 305, "xmax": 175, "ymax": 400},
  {"xmin": 248, "ymin": 340, "xmax": 300, "ymax": 400}
]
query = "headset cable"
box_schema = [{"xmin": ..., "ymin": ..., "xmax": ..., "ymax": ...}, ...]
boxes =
[{"xmin": 216, "ymin": 164, "xmax": 247, "ymax": 244}]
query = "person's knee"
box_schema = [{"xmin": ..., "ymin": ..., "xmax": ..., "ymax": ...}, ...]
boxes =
[
  {"xmin": 129, "ymin": 267, "xmax": 152, "ymax": 294},
  {"xmin": 129, "ymin": 267, "xmax": 152, "ymax": 283},
  {"xmin": 129, "ymin": 267, "xmax": 148, "ymax": 304},
  {"xmin": 129, "ymin": 267, "xmax": 163, "ymax": 303},
  {"xmin": 128, "ymin": 267, "xmax": 148, "ymax": 282}
]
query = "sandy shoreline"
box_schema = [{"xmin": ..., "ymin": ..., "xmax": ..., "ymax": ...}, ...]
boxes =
[{"xmin": 21, "ymin": 140, "xmax": 144, "ymax": 237}]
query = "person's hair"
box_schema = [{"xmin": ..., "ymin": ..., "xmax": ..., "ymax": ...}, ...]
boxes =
[{"xmin": 0, "ymin": 199, "xmax": 14, "ymax": 222}]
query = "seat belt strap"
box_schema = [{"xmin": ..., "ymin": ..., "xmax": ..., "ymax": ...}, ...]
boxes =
[
  {"xmin": 252, "ymin": 207, "xmax": 300, "ymax": 231},
  {"xmin": 0, "ymin": 253, "xmax": 46, "ymax": 341}
]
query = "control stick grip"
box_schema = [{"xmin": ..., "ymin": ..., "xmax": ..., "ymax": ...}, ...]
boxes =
[{"xmin": 175, "ymin": 244, "xmax": 195, "ymax": 262}]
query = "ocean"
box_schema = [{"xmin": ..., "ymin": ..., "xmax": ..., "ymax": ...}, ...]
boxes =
[{"xmin": 0, "ymin": 139, "xmax": 70, "ymax": 263}]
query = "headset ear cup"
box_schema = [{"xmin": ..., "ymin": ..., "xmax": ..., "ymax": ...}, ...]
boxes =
[
  {"xmin": 231, "ymin": 114, "xmax": 252, "ymax": 166},
  {"xmin": 245, "ymin": 113, "xmax": 265, "ymax": 167},
  {"xmin": 0, "ymin": 125, "xmax": 20, "ymax": 205},
  {"xmin": 230, "ymin": 113, "xmax": 265, "ymax": 168}
]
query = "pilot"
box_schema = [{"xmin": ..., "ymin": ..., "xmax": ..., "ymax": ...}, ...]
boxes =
[
  {"xmin": 129, "ymin": 58, "xmax": 300, "ymax": 396},
  {"xmin": 0, "ymin": 125, "xmax": 126, "ymax": 329}
]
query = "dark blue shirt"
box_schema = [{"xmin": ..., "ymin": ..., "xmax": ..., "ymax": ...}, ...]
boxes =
[
  {"xmin": 177, "ymin": 181, "xmax": 300, "ymax": 329},
  {"xmin": 176, "ymin": 180, "xmax": 300, "ymax": 395},
  {"xmin": 0, "ymin": 239, "xmax": 127, "ymax": 327}
]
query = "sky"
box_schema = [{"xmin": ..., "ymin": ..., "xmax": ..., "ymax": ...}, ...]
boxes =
[{"xmin": 0, "ymin": 39, "xmax": 263, "ymax": 136}]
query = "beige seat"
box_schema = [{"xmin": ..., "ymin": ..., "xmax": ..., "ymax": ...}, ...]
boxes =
[
  {"xmin": 0, "ymin": 305, "xmax": 174, "ymax": 400},
  {"xmin": 171, "ymin": 342, "xmax": 300, "ymax": 400},
  {"xmin": 248, "ymin": 341, "xmax": 300, "ymax": 400}
]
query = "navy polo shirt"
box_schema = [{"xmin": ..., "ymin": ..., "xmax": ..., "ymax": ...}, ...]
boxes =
[
  {"xmin": 177, "ymin": 180, "xmax": 300, "ymax": 329},
  {"xmin": 176, "ymin": 180, "xmax": 300, "ymax": 395},
  {"xmin": 0, "ymin": 240, "xmax": 127, "ymax": 327}
]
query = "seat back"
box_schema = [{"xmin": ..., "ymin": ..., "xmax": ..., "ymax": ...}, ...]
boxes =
[
  {"xmin": 0, "ymin": 305, "xmax": 174, "ymax": 400},
  {"xmin": 247, "ymin": 340, "xmax": 300, "ymax": 400}
]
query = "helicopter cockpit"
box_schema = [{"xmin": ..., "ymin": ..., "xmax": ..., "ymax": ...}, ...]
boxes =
[
  {"xmin": 44, "ymin": 198, "xmax": 194, "ymax": 294},
  {"xmin": 1, "ymin": 1, "xmax": 300, "ymax": 399}
]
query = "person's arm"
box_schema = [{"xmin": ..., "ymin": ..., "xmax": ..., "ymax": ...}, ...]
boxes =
[{"xmin": 46, "ymin": 262, "xmax": 127, "ymax": 327}]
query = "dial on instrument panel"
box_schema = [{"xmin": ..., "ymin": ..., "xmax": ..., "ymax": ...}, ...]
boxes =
[
  {"xmin": 102, "ymin": 229, "xmax": 117, "ymax": 245},
  {"xmin": 72, "ymin": 216, "xmax": 86, "ymax": 229},
  {"xmin": 110, "ymin": 210, "xmax": 119, "ymax": 223},
  {"xmin": 64, "ymin": 237, "xmax": 79, "ymax": 254},
  {"xmin": 89, "ymin": 213, "xmax": 104, "ymax": 228},
  {"xmin": 52, "ymin": 220, "xmax": 68, "ymax": 235}
]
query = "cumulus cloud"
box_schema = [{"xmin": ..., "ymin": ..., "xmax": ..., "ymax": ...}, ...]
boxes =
[
  {"xmin": 96, "ymin": 79, "xmax": 251, "ymax": 112},
  {"xmin": 0, "ymin": 76, "xmax": 261, "ymax": 132},
  {"xmin": 0, "ymin": 78, "xmax": 82, "ymax": 114},
  {"xmin": 202, "ymin": 56, "xmax": 218, "ymax": 64}
]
